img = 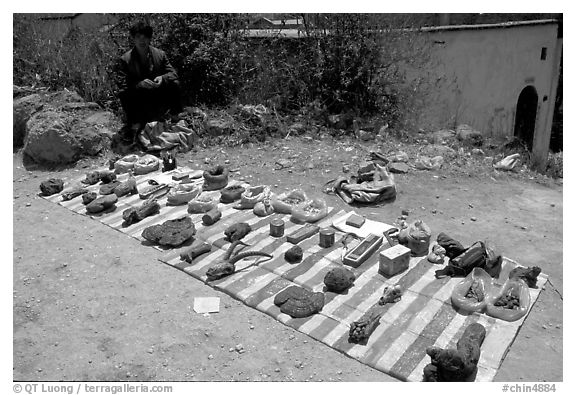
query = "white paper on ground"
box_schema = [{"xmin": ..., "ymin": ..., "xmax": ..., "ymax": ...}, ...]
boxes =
[{"xmin": 193, "ymin": 297, "xmax": 220, "ymax": 313}]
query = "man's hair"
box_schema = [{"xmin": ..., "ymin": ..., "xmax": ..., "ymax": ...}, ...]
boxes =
[{"xmin": 129, "ymin": 21, "xmax": 153, "ymax": 38}]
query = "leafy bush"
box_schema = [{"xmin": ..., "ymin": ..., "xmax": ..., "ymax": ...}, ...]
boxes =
[{"xmin": 13, "ymin": 13, "xmax": 432, "ymax": 128}]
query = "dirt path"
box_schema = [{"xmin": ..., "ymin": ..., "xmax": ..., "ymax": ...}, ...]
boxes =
[{"xmin": 13, "ymin": 135, "xmax": 563, "ymax": 382}]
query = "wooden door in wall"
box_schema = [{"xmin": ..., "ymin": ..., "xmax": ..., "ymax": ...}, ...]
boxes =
[{"xmin": 514, "ymin": 85, "xmax": 539, "ymax": 151}]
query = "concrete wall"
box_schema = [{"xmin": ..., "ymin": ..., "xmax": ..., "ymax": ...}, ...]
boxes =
[{"xmin": 414, "ymin": 22, "xmax": 561, "ymax": 168}]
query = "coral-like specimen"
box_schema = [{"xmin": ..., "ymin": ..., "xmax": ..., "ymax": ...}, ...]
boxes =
[
  {"xmin": 349, "ymin": 310, "xmax": 382, "ymax": 344},
  {"xmin": 509, "ymin": 266, "xmax": 541, "ymax": 288},
  {"xmin": 324, "ymin": 267, "xmax": 355, "ymax": 293},
  {"xmin": 141, "ymin": 216, "xmax": 196, "ymax": 247},
  {"xmin": 40, "ymin": 178, "xmax": 64, "ymax": 196},
  {"xmin": 122, "ymin": 199, "xmax": 161, "ymax": 226},
  {"xmin": 273, "ymin": 285, "xmax": 325, "ymax": 318},
  {"xmin": 284, "ymin": 245, "xmax": 303, "ymax": 263},
  {"xmin": 423, "ymin": 323, "xmax": 486, "ymax": 382},
  {"xmin": 86, "ymin": 194, "xmax": 118, "ymax": 214},
  {"xmin": 224, "ymin": 223, "xmax": 252, "ymax": 242}
]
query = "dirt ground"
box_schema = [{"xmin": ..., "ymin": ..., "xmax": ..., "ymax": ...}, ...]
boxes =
[{"xmin": 13, "ymin": 134, "xmax": 563, "ymax": 382}]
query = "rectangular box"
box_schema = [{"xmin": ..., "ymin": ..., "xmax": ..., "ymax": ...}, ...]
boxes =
[
  {"xmin": 345, "ymin": 213, "xmax": 366, "ymax": 228},
  {"xmin": 379, "ymin": 244, "xmax": 411, "ymax": 277},
  {"xmin": 343, "ymin": 233, "xmax": 383, "ymax": 268},
  {"xmin": 286, "ymin": 224, "xmax": 320, "ymax": 244}
]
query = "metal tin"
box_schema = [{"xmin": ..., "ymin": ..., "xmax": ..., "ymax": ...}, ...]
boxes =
[
  {"xmin": 270, "ymin": 219, "xmax": 285, "ymax": 237},
  {"xmin": 319, "ymin": 228, "xmax": 335, "ymax": 248}
]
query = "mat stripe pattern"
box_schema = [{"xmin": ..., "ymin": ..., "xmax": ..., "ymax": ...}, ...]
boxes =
[{"xmin": 41, "ymin": 167, "xmax": 548, "ymax": 382}]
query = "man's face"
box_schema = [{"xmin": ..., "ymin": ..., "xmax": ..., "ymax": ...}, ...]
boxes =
[{"xmin": 133, "ymin": 33, "xmax": 151, "ymax": 52}]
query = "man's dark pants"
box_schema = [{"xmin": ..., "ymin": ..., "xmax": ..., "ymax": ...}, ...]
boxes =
[{"xmin": 119, "ymin": 80, "xmax": 182, "ymax": 127}]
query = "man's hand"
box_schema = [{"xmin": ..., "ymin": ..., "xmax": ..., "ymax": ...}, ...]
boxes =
[
  {"xmin": 153, "ymin": 76, "xmax": 163, "ymax": 86},
  {"xmin": 137, "ymin": 78, "xmax": 161, "ymax": 89}
]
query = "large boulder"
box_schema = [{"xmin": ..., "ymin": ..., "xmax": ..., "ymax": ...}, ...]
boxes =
[
  {"xmin": 13, "ymin": 94, "xmax": 45, "ymax": 149},
  {"xmin": 23, "ymin": 109, "xmax": 113, "ymax": 164}
]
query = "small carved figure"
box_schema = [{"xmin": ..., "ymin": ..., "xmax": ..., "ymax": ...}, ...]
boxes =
[
  {"xmin": 284, "ymin": 245, "xmax": 303, "ymax": 263},
  {"xmin": 324, "ymin": 267, "xmax": 355, "ymax": 293},
  {"xmin": 122, "ymin": 199, "xmax": 161, "ymax": 226},
  {"xmin": 273, "ymin": 285, "xmax": 325, "ymax": 318},
  {"xmin": 509, "ymin": 266, "xmax": 541, "ymax": 288},
  {"xmin": 423, "ymin": 323, "xmax": 486, "ymax": 382},
  {"xmin": 141, "ymin": 216, "xmax": 196, "ymax": 247},
  {"xmin": 40, "ymin": 178, "xmax": 64, "ymax": 196},
  {"xmin": 224, "ymin": 223, "xmax": 252, "ymax": 242},
  {"xmin": 205, "ymin": 240, "xmax": 272, "ymax": 281}
]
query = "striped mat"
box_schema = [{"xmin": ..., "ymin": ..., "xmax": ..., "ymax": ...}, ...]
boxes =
[{"xmin": 41, "ymin": 167, "xmax": 548, "ymax": 382}]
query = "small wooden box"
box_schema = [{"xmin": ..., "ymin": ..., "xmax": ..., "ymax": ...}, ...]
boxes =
[
  {"xmin": 345, "ymin": 213, "xmax": 366, "ymax": 228},
  {"xmin": 379, "ymin": 244, "xmax": 411, "ymax": 277},
  {"xmin": 343, "ymin": 233, "xmax": 383, "ymax": 268},
  {"xmin": 286, "ymin": 224, "xmax": 320, "ymax": 244}
]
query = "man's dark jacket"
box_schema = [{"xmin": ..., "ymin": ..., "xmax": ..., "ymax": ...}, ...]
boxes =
[{"xmin": 115, "ymin": 46, "xmax": 179, "ymax": 95}]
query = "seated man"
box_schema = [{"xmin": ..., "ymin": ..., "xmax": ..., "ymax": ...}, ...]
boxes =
[{"xmin": 115, "ymin": 21, "xmax": 182, "ymax": 141}]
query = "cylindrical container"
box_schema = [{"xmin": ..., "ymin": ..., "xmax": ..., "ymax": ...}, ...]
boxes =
[
  {"xmin": 270, "ymin": 218, "xmax": 285, "ymax": 237},
  {"xmin": 319, "ymin": 228, "xmax": 335, "ymax": 248}
]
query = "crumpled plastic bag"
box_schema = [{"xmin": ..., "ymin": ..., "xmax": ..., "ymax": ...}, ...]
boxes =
[
  {"xmin": 271, "ymin": 189, "xmax": 308, "ymax": 214},
  {"xmin": 291, "ymin": 198, "xmax": 329, "ymax": 223},
  {"xmin": 485, "ymin": 279, "xmax": 530, "ymax": 322},
  {"xmin": 494, "ymin": 153, "xmax": 521, "ymax": 171},
  {"xmin": 138, "ymin": 120, "xmax": 196, "ymax": 152},
  {"xmin": 451, "ymin": 267, "xmax": 494, "ymax": 313},
  {"xmin": 235, "ymin": 185, "xmax": 271, "ymax": 209},
  {"xmin": 398, "ymin": 220, "xmax": 432, "ymax": 257},
  {"xmin": 415, "ymin": 155, "xmax": 444, "ymax": 170},
  {"xmin": 338, "ymin": 164, "xmax": 396, "ymax": 204}
]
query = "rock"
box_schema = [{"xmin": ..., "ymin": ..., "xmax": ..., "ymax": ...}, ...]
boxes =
[
  {"xmin": 420, "ymin": 144, "xmax": 457, "ymax": 160},
  {"xmin": 431, "ymin": 129, "xmax": 456, "ymax": 145},
  {"xmin": 204, "ymin": 118, "xmax": 234, "ymax": 136},
  {"xmin": 456, "ymin": 124, "xmax": 484, "ymax": 147},
  {"xmin": 389, "ymin": 151, "xmax": 409, "ymax": 163},
  {"xmin": 472, "ymin": 148, "xmax": 485, "ymax": 155},
  {"xmin": 13, "ymin": 94, "xmax": 44, "ymax": 149},
  {"xmin": 39, "ymin": 178, "xmax": 64, "ymax": 196},
  {"xmin": 357, "ymin": 130, "xmax": 375, "ymax": 141},
  {"xmin": 288, "ymin": 123, "xmax": 306, "ymax": 135},
  {"xmin": 388, "ymin": 162, "xmax": 410, "ymax": 174},
  {"xmin": 23, "ymin": 108, "xmax": 115, "ymax": 165}
]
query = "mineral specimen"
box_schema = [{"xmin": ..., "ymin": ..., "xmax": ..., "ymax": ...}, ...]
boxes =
[
  {"xmin": 86, "ymin": 194, "xmax": 118, "ymax": 214},
  {"xmin": 122, "ymin": 199, "xmax": 161, "ymax": 226},
  {"xmin": 284, "ymin": 245, "xmax": 303, "ymax": 263},
  {"xmin": 324, "ymin": 267, "xmax": 355, "ymax": 293},
  {"xmin": 40, "ymin": 178, "xmax": 64, "ymax": 196},
  {"xmin": 81, "ymin": 192, "xmax": 98, "ymax": 205},
  {"xmin": 61, "ymin": 187, "xmax": 89, "ymax": 201},
  {"xmin": 423, "ymin": 323, "xmax": 486, "ymax": 382},
  {"xmin": 509, "ymin": 266, "xmax": 541, "ymax": 288},
  {"xmin": 349, "ymin": 310, "xmax": 382, "ymax": 344},
  {"xmin": 224, "ymin": 223, "xmax": 252, "ymax": 242},
  {"xmin": 141, "ymin": 216, "xmax": 196, "ymax": 247},
  {"xmin": 273, "ymin": 285, "xmax": 325, "ymax": 318},
  {"xmin": 114, "ymin": 174, "xmax": 138, "ymax": 197},
  {"xmin": 180, "ymin": 242, "xmax": 212, "ymax": 263}
]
